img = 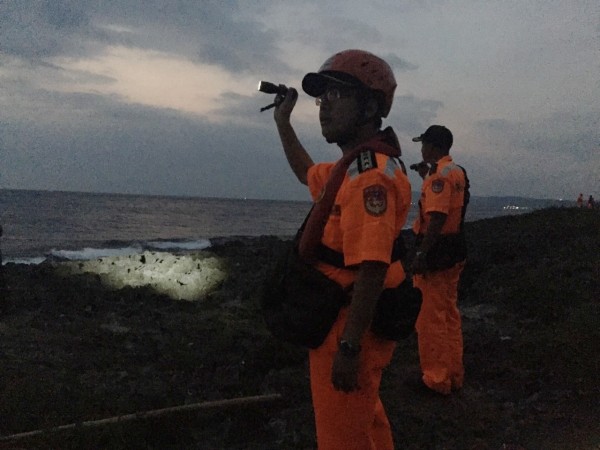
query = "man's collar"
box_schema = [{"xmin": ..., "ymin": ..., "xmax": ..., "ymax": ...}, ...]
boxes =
[{"xmin": 436, "ymin": 155, "xmax": 453, "ymax": 164}]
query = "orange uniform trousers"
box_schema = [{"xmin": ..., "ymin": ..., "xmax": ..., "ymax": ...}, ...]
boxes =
[
  {"xmin": 309, "ymin": 307, "xmax": 396, "ymax": 450},
  {"xmin": 413, "ymin": 262, "xmax": 465, "ymax": 395}
]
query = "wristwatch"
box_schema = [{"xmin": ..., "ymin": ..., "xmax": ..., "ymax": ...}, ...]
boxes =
[{"xmin": 339, "ymin": 339, "xmax": 361, "ymax": 357}]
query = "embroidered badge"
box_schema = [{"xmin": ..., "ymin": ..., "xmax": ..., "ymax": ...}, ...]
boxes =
[
  {"xmin": 363, "ymin": 184, "xmax": 387, "ymax": 216},
  {"xmin": 431, "ymin": 179, "xmax": 445, "ymax": 194}
]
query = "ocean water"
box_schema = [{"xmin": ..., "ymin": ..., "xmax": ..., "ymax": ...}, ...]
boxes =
[{"xmin": 0, "ymin": 189, "xmax": 538, "ymax": 264}]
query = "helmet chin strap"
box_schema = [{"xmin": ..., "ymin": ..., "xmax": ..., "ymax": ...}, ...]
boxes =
[{"xmin": 356, "ymin": 95, "xmax": 381, "ymax": 127}]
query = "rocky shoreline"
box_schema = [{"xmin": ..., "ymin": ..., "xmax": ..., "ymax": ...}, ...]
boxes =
[{"xmin": 0, "ymin": 207, "xmax": 598, "ymax": 449}]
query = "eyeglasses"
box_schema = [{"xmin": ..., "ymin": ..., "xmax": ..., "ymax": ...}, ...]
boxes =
[{"xmin": 315, "ymin": 87, "xmax": 356, "ymax": 106}]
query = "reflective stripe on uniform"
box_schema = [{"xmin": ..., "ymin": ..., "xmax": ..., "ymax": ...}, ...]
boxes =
[
  {"xmin": 439, "ymin": 162, "xmax": 458, "ymax": 177},
  {"xmin": 348, "ymin": 160, "xmax": 360, "ymax": 180},
  {"xmin": 383, "ymin": 158, "xmax": 398, "ymax": 179},
  {"xmin": 348, "ymin": 151, "xmax": 376, "ymax": 180},
  {"xmin": 349, "ymin": 155, "xmax": 399, "ymax": 180}
]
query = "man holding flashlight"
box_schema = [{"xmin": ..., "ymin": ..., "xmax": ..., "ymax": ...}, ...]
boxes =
[{"xmin": 272, "ymin": 49, "xmax": 411, "ymax": 450}]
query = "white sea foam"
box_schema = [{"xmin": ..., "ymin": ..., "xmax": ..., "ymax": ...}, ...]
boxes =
[
  {"xmin": 3, "ymin": 240, "xmax": 214, "ymax": 265},
  {"xmin": 49, "ymin": 245, "xmax": 144, "ymax": 261},
  {"xmin": 3, "ymin": 256, "xmax": 48, "ymax": 265},
  {"xmin": 48, "ymin": 240, "xmax": 212, "ymax": 261},
  {"xmin": 147, "ymin": 239, "xmax": 211, "ymax": 251}
]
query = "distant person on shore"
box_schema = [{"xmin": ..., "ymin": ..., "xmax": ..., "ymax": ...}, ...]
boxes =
[
  {"xmin": 272, "ymin": 49, "xmax": 412, "ymax": 449},
  {"xmin": 409, "ymin": 125, "xmax": 470, "ymax": 396},
  {"xmin": 576, "ymin": 193, "xmax": 584, "ymax": 208},
  {"xmin": 587, "ymin": 195, "xmax": 595, "ymax": 209}
]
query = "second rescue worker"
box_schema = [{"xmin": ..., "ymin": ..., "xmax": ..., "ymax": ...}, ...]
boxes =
[
  {"xmin": 273, "ymin": 50, "xmax": 412, "ymax": 449},
  {"xmin": 410, "ymin": 125, "xmax": 469, "ymax": 396}
]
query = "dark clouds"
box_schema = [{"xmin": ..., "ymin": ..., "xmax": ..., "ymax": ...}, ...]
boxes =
[
  {"xmin": 0, "ymin": 0, "xmax": 287, "ymax": 73},
  {"xmin": 466, "ymin": 110, "xmax": 600, "ymax": 198},
  {"xmin": 0, "ymin": 1, "xmax": 88, "ymax": 59},
  {"xmin": 0, "ymin": 0, "xmax": 426, "ymax": 196},
  {"xmin": 1, "ymin": 1, "xmax": 598, "ymax": 200},
  {"xmin": 0, "ymin": 75, "xmax": 444, "ymax": 199},
  {"xmin": 0, "ymin": 0, "xmax": 301, "ymax": 200},
  {"xmin": 478, "ymin": 112, "xmax": 599, "ymax": 162},
  {"xmin": 383, "ymin": 54, "xmax": 418, "ymax": 72},
  {"xmin": 389, "ymin": 95, "xmax": 444, "ymax": 137},
  {"xmin": 0, "ymin": 87, "xmax": 309, "ymax": 199}
]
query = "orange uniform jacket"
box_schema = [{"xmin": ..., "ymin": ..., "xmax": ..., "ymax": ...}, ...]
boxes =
[
  {"xmin": 413, "ymin": 155, "xmax": 466, "ymax": 235},
  {"xmin": 305, "ymin": 150, "xmax": 411, "ymax": 450},
  {"xmin": 412, "ymin": 155, "xmax": 467, "ymax": 395},
  {"xmin": 308, "ymin": 151, "xmax": 412, "ymax": 288}
]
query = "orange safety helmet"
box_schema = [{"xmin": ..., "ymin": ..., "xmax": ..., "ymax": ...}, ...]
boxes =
[{"xmin": 302, "ymin": 49, "xmax": 397, "ymax": 118}]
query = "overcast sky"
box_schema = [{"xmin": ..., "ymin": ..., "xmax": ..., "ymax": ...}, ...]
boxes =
[{"xmin": 1, "ymin": 0, "xmax": 598, "ymax": 201}]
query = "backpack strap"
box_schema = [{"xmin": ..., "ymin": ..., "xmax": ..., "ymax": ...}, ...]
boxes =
[{"xmin": 457, "ymin": 165, "xmax": 470, "ymax": 231}]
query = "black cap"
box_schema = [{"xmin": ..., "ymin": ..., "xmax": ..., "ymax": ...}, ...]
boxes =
[
  {"xmin": 302, "ymin": 71, "xmax": 364, "ymax": 97},
  {"xmin": 412, "ymin": 125, "xmax": 453, "ymax": 150}
]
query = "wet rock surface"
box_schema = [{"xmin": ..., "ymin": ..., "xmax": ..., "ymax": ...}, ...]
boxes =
[{"xmin": 0, "ymin": 209, "xmax": 598, "ymax": 449}]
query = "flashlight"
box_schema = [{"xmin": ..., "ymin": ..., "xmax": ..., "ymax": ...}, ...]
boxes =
[
  {"xmin": 258, "ymin": 81, "xmax": 288, "ymax": 112},
  {"xmin": 258, "ymin": 81, "xmax": 288, "ymax": 96}
]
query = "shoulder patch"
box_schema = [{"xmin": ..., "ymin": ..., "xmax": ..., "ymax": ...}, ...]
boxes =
[
  {"xmin": 431, "ymin": 179, "xmax": 445, "ymax": 194},
  {"xmin": 363, "ymin": 184, "xmax": 387, "ymax": 216},
  {"xmin": 357, "ymin": 150, "xmax": 378, "ymax": 173}
]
